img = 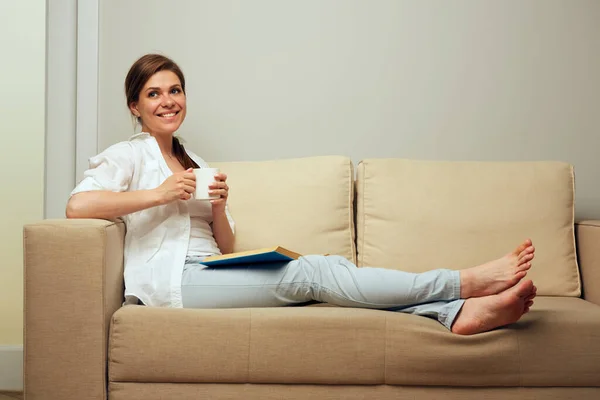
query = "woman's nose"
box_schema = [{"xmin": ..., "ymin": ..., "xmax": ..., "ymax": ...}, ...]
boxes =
[{"xmin": 162, "ymin": 95, "xmax": 175, "ymax": 107}]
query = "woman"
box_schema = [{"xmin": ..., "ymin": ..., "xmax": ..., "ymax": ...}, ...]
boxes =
[{"xmin": 67, "ymin": 54, "xmax": 537, "ymax": 335}]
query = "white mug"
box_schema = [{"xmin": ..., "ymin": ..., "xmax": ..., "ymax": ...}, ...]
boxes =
[{"xmin": 193, "ymin": 168, "xmax": 220, "ymax": 200}]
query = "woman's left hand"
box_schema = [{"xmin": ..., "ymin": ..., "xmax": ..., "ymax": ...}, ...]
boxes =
[{"xmin": 209, "ymin": 172, "xmax": 229, "ymax": 212}]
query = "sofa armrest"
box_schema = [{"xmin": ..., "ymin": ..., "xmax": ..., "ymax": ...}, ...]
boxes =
[
  {"xmin": 24, "ymin": 219, "xmax": 125, "ymax": 400},
  {"xmin": 575, "ymin": 220, "xmax": 600, "ymax": 306}
]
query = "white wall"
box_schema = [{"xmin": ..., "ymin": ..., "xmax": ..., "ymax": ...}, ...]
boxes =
[
  {"xmin": 98, "ymin": 0, "xmax": 600, "ymax": 219},
  {"xmin": 46, "ymin": 0, "xmax": 77, "ymax": 220},
  {"xmin": 0, "ymin": 0, "xmax": 46, "ymax": 390}
]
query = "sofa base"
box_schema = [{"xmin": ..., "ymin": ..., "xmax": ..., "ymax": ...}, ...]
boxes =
[{"xmin": 109, "ymin": 383, "xmax": 600, "ymax": 400}]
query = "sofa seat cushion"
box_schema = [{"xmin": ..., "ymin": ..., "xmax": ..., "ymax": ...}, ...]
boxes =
[{"xmin": 108, "ymin": 297, "xmax": 600, "ymax": 386}]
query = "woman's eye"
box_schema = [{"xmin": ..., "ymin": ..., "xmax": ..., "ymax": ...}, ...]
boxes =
[
  {"xmin": 171, "ymin": 88, "xmax": 181, "ymax": 94},
  {"xmin": 148, "ymin": 91, "xmax": 158, "ymax": 98}
]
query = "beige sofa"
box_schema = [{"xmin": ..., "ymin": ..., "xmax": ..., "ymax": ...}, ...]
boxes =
[{"xmin": 24, "ymin": 157, "xmax": 600, "ymax": 400}]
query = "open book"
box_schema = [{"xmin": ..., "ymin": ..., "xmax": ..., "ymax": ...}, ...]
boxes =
[{"xmin": 201, "ymin": 246, "xmax": 303, "ymax": 267}]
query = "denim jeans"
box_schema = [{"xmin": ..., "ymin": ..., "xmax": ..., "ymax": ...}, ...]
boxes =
[{"xmin": 181, "ymin": 254, "xmax": 465, "ymax": 330}]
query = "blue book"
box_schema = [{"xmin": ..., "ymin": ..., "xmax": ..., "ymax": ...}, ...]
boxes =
[{"xmin": 201, "ymin": 246, "xmax": 302, "ymax": 267}]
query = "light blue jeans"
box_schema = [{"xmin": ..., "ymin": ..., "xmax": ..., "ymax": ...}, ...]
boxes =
[{"xmin": 181, "ymin": 254, "xmax": 465, "ymax": 330}]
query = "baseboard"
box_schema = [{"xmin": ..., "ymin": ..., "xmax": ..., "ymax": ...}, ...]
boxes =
[{"xmin": 0, "ymin": 346, "xmax": 23, "ymax": 391}]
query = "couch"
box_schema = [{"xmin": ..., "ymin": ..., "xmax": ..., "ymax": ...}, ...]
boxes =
[{"xmin": 23, "ymin": 156, "xmax": 600, "ymax": 399}]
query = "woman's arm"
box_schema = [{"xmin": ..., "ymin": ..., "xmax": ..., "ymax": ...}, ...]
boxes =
[
  {"xmin": 67, "ymin": 169, "xmax": 197, "ymax": 220},
  {"xmin": 211, "ymin": 209, "xmax": 235, "ymax": 254},
  {"xmin": 66, "ymin": 190, "xmax": 163, "ymax": 220}
]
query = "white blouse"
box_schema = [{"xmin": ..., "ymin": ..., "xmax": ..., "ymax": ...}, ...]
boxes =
[{"xmin": 71, "ymin": 132, "xmax": 235, "ymax": 307}]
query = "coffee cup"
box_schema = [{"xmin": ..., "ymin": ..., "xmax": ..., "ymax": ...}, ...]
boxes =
[{"xmin": 193, "ymin": 168, "xmax": 220, "ymax": 200}]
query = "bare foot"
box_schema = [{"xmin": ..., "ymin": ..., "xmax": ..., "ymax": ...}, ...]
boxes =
[
  {"xmin": 523, "ymin": 285, "xmax": 537, "ymax": 314},
  {"xmin": 451, "ymin": 279, "xmax": 537, "ymax": 335},
  {"xmin": 460, "ymin": 239, "xmax": 535, "ymax": 298}
]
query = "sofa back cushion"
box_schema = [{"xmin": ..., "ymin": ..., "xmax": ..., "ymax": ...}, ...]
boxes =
[
  {"xmin": 356, "ymin": 159, "xmax": 579, "ymax": 296},
  {"xmin": 211, "ymin": 156, "xmax": 356, "ymax": 263}
]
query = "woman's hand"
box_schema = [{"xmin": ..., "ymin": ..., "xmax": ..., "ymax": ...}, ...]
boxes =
[
  {"xmin": 209, "ymin": 171, "xmax": 234, "ymax": 253},
  {"xmin": 209, "ymin": 172, "xmax": 229, "ymax": 212},
  {"xmin": 155, "ymin": 168, "xmax": 196, "ymax": 204}
]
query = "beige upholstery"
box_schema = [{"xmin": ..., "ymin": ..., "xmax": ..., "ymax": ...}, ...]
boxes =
[
  {"xmin": 24, "ymin": 219, "xmax": 125, "ymax": 400},
  {"xmin": 108, "ymin": 297, "xmax": 600, "ymax": 387},
  {"xmin": 576, "ymin": 220, "xmax": 600, "ymax": 305},
  {"xmin": 211, "ymin": 156, "xmax": 356, "ymax": 262},
  {"xmin": 108, "ymin": 383, "xmax": 600, "ymax": 400},
  {"xmin": 23, "ymin": 157, "xmax": 600, "ymax": 400},
  {"xmin": 356, "ymin": 159, "xmax": 579, "ymax": 296}
]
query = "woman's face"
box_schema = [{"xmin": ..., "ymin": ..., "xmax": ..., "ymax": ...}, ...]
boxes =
[{"xmin": 130, "ymin": 70, "xmax": 187, "ymax": 137}]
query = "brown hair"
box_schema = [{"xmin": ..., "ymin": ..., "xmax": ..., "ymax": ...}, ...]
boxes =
[{"xmin": 125, "ymin": 54, "xmax": 199, "ymax": 169}]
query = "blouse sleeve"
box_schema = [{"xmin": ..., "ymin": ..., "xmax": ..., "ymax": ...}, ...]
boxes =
[{"xmin": 71, "ymin": 142, "xmax": 135, "ymax": 196}]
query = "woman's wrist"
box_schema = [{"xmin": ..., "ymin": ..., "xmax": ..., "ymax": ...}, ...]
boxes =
[
  {"xmin": 147, "ymin": 189, "xmax": 166, "ymax": 206},
  {"xmin": 211, "ymin": 204, "xmax": 227, "ymax": 216}
]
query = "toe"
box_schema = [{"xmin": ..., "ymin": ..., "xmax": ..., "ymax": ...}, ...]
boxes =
[
  {"xmin": 515, "ymin": 261, "xmax": 531, "ymax": 274},
  {"xmin": 519, "ymin": 253, "xmax": 534, "ymax": 264},
  {"xmin": 514, "ymin": 270, "xmax": 528, "ymax": 282},
  {"xmin": 525, "ymin": 293, "xmax": 536, "ymax": 302},
  {"xmin": 519, "ymin": 261, "xmax": 532, "ymax": 271},
  {"xmin": 514, "ymin": 279, "xmax": 534, "ymax": 297},
  {"xmin": 513, "ymin": 239, "xmax": 532, "ymax": 255},
  {"xmin": 518, "ymin": 246, "xmax": 535, "ymax": 259}
]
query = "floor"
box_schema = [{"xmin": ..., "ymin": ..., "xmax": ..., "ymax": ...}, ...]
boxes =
[{"xmin": 0, "ymin": 392, "xmax": 23, "ymax": 400}]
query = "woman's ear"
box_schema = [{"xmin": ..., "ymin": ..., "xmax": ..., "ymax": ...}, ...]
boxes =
[{"xmin": 129, "ymin": 102, "xmax": 140, "ymax": 117}]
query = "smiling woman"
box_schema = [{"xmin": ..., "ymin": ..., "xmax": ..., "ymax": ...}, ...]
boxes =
[
  {"xmin": 124, "ymin": 54, "xmax": 195, "ymax": 170},
  {"xmin": 65, "ymin": 53, "xmax": 236, "ymax": 308}
]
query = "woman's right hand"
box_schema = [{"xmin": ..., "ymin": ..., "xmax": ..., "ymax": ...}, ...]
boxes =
[{"xmin": 155, "ymin": 168, "xmax": 196, "ymax": 204}]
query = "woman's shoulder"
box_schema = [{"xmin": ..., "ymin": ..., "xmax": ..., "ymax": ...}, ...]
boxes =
[
  {"xmin": 91, "ymin": 136, "xmax": 149, "ymax": 168},
  {"xmin": 98, "ymin": 133, "xmax": 153, "ymax": 156},
  {"xmin": 127, "ymin": 132, "xmax": 154, "ymax": 147},
  {"xmin": 86, "ymin": 140, "xmax": 136, "ymax": 171},
  {"xmin": 96, "ymin": 140, "xmax": 135, "ymax": 157}
]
